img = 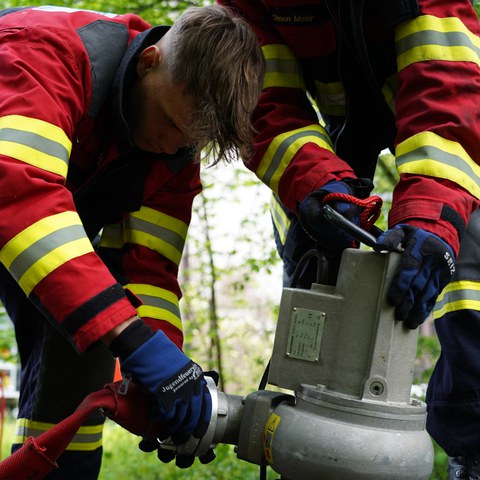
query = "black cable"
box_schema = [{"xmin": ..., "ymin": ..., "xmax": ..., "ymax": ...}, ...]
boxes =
[{"xmin": 290, "ymin": 248, "xmax": 329, "ymax": 287}]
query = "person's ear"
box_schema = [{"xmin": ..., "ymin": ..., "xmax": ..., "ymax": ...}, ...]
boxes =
[{"xmin": 137, "ymin": 45, "xmax": 162, "ymax": 76}]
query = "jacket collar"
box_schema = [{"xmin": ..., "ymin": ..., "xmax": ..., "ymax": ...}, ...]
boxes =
[{"xmin": 110, "ymin": 25, "xmax": 169, "ymax": 153}]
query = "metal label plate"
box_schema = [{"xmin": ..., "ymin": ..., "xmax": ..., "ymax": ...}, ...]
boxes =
[{"xmin": 286, "ymin": 308, "xmax": 325, "ymax": 362}]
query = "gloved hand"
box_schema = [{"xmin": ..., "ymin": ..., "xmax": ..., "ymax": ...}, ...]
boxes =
[
  {"xmin": 298, "ymin": 179, "xmax": 373, "ymax": 249},
  {"xmin": 138, "ymin": 371, "xmax": 219, "ymax": 468},
  {"xmin": 138, "ymin": 428, "xmax": 217, "ymax": 469},
  {"xmin": 375, "ymin": 224, "xmax": 456, "ymax": 329},
  {"xmin": 109, "ymin": 320, "xmax": 212, "ymax": 447}
]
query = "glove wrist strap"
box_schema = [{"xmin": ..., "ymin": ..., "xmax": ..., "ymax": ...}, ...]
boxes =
[
  {"xmin": 440, "ymin": 204, "xmax": 466, "ymax": 242},
  {"xmin": 109, "ymin": 320, "xmax": 155, "ymax": 360}
]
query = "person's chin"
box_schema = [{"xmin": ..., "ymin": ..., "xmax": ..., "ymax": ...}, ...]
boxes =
[{"xmin": 134, "ymin": 137, "xmax": 162, "ymax": 154}]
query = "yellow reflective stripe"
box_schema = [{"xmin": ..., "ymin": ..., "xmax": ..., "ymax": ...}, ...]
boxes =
[
  {"xmin": 0, "ymin": 115, "xmax": 71, "ymax": 179},
  {"xmin": 269, "ymin": 193, "xmax": 291, "ymax": 245},
  {"xmin": 395, "ymin": 131, "xmax": 480, "ymax": 199},
  {"xmin": 262, "ymin": 44, "xmax": 305, "ymax": 90},
  {"xmin": 396, "ymin": 15, "xmax": 480, "ymax": 71},
  {"xmin": 98, "ymin": 207, "xmax": 188, "ymax": 265},
  {"xmin": 314, "ymin": 80, "xmax": 346, "ymax": 116},
  {"xmin": 126, "ymin": 283, "xmax": 182, "ymax": 331},
  {"xmin": 99, "ymin": 222, "xmax": 124, "ymax": 249},
  {"xmin": 381, "ymin": 74, "xmax": 398, "ymax": 114},
  {"xmin": 14, "ymin": 418, "xmax": 103, "ymax": 451},
  {"xmin": 433, "ymin": 280, "xmax": 480, "ymax": 318},
  {"xmin": 128, "ymin": 207, "xmax": 187, "ymax": 265},
  {"xmin": 257, "ymin": 124, "xmax": 333, "ymax": 195},
  {"xmin": 0, "ymin": 211, "xmax": 92, "ymax": 295}
]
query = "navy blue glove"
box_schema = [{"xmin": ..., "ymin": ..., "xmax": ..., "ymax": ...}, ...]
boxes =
[
  {"xmin": 110, "ymin": 321, "xmax": 212, "ymax": 446},
  {"xmin": 375, "ymin": 224, "xmax": 456, "ymax": 329},
  {"xmin": 138, "ymin": 371, "xmax": 219, "ymax": 468},
  {"xmin": 299, "ymin": 179, "xmax": 373, "ymax": 249}
]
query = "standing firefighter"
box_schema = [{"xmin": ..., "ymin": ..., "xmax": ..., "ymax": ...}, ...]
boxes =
[
  {"xmin": 0, "ymin": 5, "xmax": 264, "ymax": 479},
  {"xmin": 216, "ymin": 0, "xmax": 480, "ymax": 477}
]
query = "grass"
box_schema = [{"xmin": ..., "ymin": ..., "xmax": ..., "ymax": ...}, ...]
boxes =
[
  {"xmin": 0, "ymin": 415, "xmax": 278, "ymax": 479},
  {"xmin": 100, "ymin": 419, "xmax": 277, "ymax": 479},
  {"xmin": 0, "ymin": 414, "xmax": 449, "ymax": 479}
]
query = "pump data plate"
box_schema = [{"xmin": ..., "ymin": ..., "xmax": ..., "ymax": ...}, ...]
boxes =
[{"xmin": 286, "ymin": 308, "xmax": 325, "ymax": 362}]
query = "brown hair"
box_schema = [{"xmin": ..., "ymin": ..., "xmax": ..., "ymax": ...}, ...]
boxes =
[{"xmin": 167, "ymin": 5, "xmax": 265, "ymax": 163}]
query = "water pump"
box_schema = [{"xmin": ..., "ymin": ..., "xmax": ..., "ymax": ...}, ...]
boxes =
[{"xmin": 163, "ymin": 247, "xmax": 434, "ymax": 480}]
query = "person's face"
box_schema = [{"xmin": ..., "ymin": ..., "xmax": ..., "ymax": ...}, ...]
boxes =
[{"xmin": 127, "ymin": 43, "xmax": 194, "ymax": 155}]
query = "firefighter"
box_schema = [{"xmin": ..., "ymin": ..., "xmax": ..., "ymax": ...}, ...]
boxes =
[
  {"xmin": 0, "ymin": 5, "xmax": 264, "ymax": 478},
  {"xmin": 216, "ymin": 0, "xmax": 480, "ymax": 477}
]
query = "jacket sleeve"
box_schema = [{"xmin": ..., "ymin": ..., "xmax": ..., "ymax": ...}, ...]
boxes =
[
  {"xmin": 221, "ymin": 0, "xmax": 480, "ymax": 256},
  {"xmin": 389, "ymin": 0, "xmax": 480, "ymax": 254},
  {"xmin": 218, "ymin": 0, "xmax": 357, "ymax": 214},
  {"xmin": 0, "ymin": 24, "xmax": 137, "ymax": 352},
  {"xmin": 97, "ymin": 159, "xmax": 202, "ymax": 349}
]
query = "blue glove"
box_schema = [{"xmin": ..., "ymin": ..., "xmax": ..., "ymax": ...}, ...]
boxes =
[
  {"xmin": 299, "ymin": 179, "xmax": 372, "ymax": 249},
  {"xmin": 111, "ymin": 322, "xmax": 212, "ymax": 445},
  {"xmin": 375, "ymin": 224, "xmax": 456, "ymax": 329},
  {"xmin": 138, "ymin": 371, "xmax": 219, "ymax": 468}
]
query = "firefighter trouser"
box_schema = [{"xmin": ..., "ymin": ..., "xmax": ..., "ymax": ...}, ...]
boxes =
[
  {"xmin": 0, "ymin": 265, "xmax": 115, "ymax": 480},
  {"xmin": 427, "ymin": 207, "xmax": 480, "ymax": 457}
]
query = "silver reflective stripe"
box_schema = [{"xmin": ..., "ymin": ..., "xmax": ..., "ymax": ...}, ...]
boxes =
[
  {"xmin": 8, "ymin": 224, "xmax": 86, "ymax": 283},
  {"xmin": 397, "ymin": 30, "xmax": 480, "ymax": 57},
  {"xmin": 14, "ymin": 418, "xmax": 103, "ymax": 451},
  {"xmin": 270, "ymin": 194, "xmax": 291, "ymax": 246},
  {"xmin": 434, "ymin": 281, "xmax": 480, "ymax": 319},
  {"xmin": 0, "ymin": 128, "xmax": 69, "ymax": 165},
  {"xmin": 265, "ymin": 57, "xmax": 301, "ymax": 75},
  {"xmin": 262, "ymin": 128, "xmax": 331, "ymax": 186},
  {"xmin": 128, "ymin": 216, "xmax": 185, "ymax": 255},
  {"xmin": 136, "ymin": 292, "xmax": 181, "ymax": 319}
]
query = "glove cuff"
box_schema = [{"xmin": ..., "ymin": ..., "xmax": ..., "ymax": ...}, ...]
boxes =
[
  {"xmin": 343, "ymin": 178, "xmax": 374, "ymax": 199},
  {"xmin": 109, "ymin": 320, "xmax": 155, "ymax": 360}
]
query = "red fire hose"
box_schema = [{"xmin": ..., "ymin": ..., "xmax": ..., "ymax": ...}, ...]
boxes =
[{"xmin": 0, "ymin": 380, "xmax": 157, "ymax": 479}]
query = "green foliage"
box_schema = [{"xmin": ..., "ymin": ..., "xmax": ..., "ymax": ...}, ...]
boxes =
[
  {"xmin": 372, "ymin": 150, "xmax": 398, "ymax": 232},
  {"xmin": 0, "ymin": 308, "xmax": 17, "ymax": 364},
  {"xmin": 3, "ymin": 0, "xmax": 207, "ymax": 25},
  {"xmin": 415, "ymin": 332, "xmax": 441, "ymax": 383},
  {"xmin": 0, "ymin": 417, "xmax": 279, "ymax": 479},
  {"xmin": 180, "ymin": 162, "xmax": 280, "ymax": 394},
  {"xmin": 100, "ymin": 421, "xmax": 280, "ymax": 479},
  {"xmin": 0, "ymin": 2, "xmax": 472, "ymax": 479},
  {"xmin": 0, "ymin": 416, "xmax": 450, "ymax": 479}
]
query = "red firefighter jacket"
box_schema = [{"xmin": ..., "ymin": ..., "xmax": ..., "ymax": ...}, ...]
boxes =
[
  {"xmin": 218, "ymin": 0, "xmax": 480, "ymax": 255},
  {"xmin": 0, "ymin": 6, "xmax": 202, "ymax": 352}
]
